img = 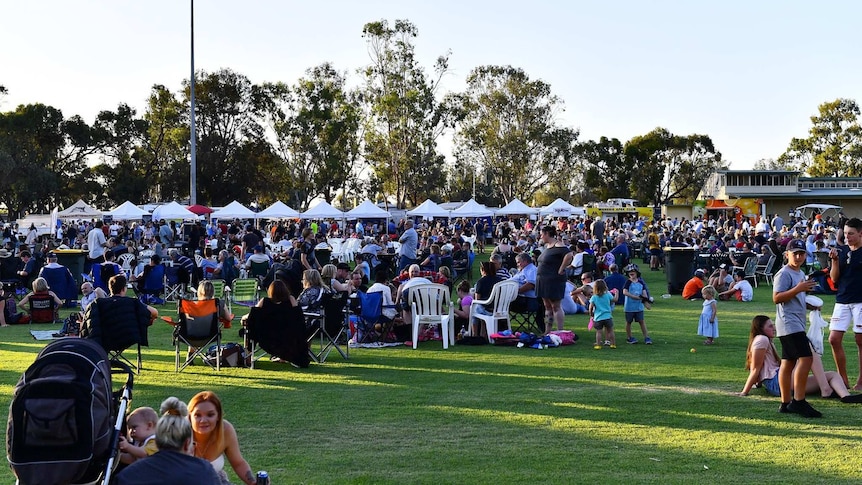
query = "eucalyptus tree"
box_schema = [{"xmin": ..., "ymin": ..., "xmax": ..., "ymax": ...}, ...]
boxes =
[
  {"xmin": 625, "ymin": 128, "xmax": 723, "ymax": 208},
  {"xmin": 0, "ymin": 103, "xmax": 102, "ymax": 217},
  {"xmin": 447, "ymin": 65, "xmax": 579, "ymax": 204},
  {"xmin": 183, "ymin": 68, "xmax": 273, "ymax": 205},
  {"xmin": 360, "ymin": 19, "xmax": 450, "ymax": 208},
  {"xmin": 267, "ymin": 63, "xmax": 362, "ymax": 210},
  {"xmin": 579, "ymin": 136, "xmax": 633, "ymax": 203},
  {"xmin": 779, "ymin": 98, "xmax": 862, "ymax": 177}
]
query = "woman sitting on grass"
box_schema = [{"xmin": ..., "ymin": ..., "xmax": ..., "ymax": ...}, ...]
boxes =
[
  {"xmin": 740, "ymin": 315, "xmax": 862, "ymax": 403},
  {"xmin": 189, "ymin": 391, "xmax": 256, "ymax": 485}
]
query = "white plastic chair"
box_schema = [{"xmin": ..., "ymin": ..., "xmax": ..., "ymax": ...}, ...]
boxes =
[
  {"xmin": 329, "ymin": 239, "xmax": 345, "ymax": 263},
  {"xmin": 118, "ymin": 253, "xmax": 136, "ymax": 278},
  {"xmin": 469, "ymin": 280, "xmax": 519, "ymax": 343},
  {"xmin": 408, "ymin": 283, "xmax": 453, "ymax": 349}
]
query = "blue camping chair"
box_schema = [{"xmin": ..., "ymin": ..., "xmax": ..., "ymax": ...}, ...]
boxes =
[
  {"xmin": 137, "ymin": 263, "xmax": 166, "ymax": 305},
  {"xmin": 39, "ymin": 266, "xmax": 77, "ymax": 307},
  {"xmin": 355, "ymin": 291, "xmax": 397, "ymax": 343}
]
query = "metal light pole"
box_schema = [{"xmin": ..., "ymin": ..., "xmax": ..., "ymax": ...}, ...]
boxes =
[{"xmin": 189, "ymin": 0, "xmax": 197, "ymax": 205}]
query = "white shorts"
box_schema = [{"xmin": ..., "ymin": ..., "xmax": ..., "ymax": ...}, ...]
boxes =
[{"xmin": 829, "ymin": 303, "xmax": 862, "ymax": 333}]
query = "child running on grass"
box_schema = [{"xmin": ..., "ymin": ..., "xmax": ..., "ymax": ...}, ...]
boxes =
[
  {"xmin": 623, "ymin": 264, "xmax": 652, "ymax": 344},
  {"xmin": 589, "ymin": 279, "xmax": 618, "ymax": 349},
  {"xmin": 698, "ymin": 285, "xmax": 718, "ymax": 345}
]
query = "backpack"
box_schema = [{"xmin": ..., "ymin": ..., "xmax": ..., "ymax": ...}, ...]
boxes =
[
  {"xmin": 7, "ymin": 339, "xmax": 114, "ymax": 485},
  {"xmin": 205, "ymin": 342, "xmax": 247, "ymax": 367}
]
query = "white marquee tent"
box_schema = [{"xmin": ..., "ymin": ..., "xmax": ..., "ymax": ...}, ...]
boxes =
[
  {"xmin": 257, "ymin": 200, "xmax": 300, "ymax": 219},
  {"xmin": 450, "ymin": 198, "xmax": 494, "ymax": 218},
  {"xmin": 58, "ymin": 199, "xmax": 103, "ymax": 219},
  {"xmin": 300, "ymin": 200, "xmax": 344, "ymax": 220},
  {"xmin": 406, "ymin": 199, "xmax": 450, "ymax": 220},
  {"xmin": 106, "ymin": 201, "xmax": 150, "ymax": 220},
  {"xmin": 345, "ymin": 200, "xmax": 391, "ymax": 220},
  {"xmin": 539, "ymin": 198, "xmax": 585, "ymax": 217},
  {"xmin": 210, "ymin": 200, "xmax": 256, "ymax": 220},
  {"xmin": 152, "ymin": 201, "xmax": 198, "ymax": 221},
  {"xmin": 496, "ymin": 198, "xmax": 538, "ymax": 215}
]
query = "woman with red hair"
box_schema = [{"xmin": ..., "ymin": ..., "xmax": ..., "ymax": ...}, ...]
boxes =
[{"xmin": 189, "ymin": 391, "xmax": 255, "ymax": 485}]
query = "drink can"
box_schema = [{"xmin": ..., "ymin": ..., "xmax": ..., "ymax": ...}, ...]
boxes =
[{"xmin": 256, "ymin": 471, "xmax": 269, "ymax": 485}]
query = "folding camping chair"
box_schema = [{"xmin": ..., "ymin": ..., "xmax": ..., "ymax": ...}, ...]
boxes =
[
  {"xmin": 26, "ymin": 293, "xmax": 62, "ymax": 340},
  {"xmin": 136, "ymin": 262, "xmax": 166, "ymax": 305},
  {"xmin": 354, "ymin": 290, "xmax": 397, "ymax": 344},
  {"xmin": 82, "ymin": 296, "xmax": 151, "ymax": 374},
  {"xmin": 230, "ymin": 278, "xmax": 259, "ymax": 309},
  {"xmin": 243, "ymin": 300, "xmax": 309, "ymax": 369},
  {"xmin": 91, "ymin": 262, "xmax": 121, "ymax": 294},
  {"xmin": 164, "ymin": 264, "xmax": 185, "ymax": 302},
  {"xmin": 173, "ymin": 298, "xmax": 222, "ymax": 372},
  {"xmin": 305, "ymin": 293, "xmax": 349, "ymax": 363}
]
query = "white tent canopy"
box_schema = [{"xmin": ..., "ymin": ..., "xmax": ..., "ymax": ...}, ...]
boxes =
[
  {"xmin": 539, "ymin": 198, "xmax": 585, "ymax": 217},
  {"xmin": 406, "ymin": 199, "xmax": 450, "ymax": 220},
  {"xmin": 106, "ymin": 201, "xmax": 150, "ymax": 220},
  {"xmin": 345, "ymin": 200, "xmax": 391, "ymax": 220},
  {"xmin": 210, "ymin": 200, "xmax": 256, "ymax": 220},
  {"xmin": 257, "ymin": 200, "xmax": 300, "ymax": 219},
  {"xmin": 152, "ymin": 201, "xmax": 198, "ymax": 221},
  {"xmin": 300, "ymin": 200, "xmax": 344, "ymax": 220},
  {"xmin": 450, "ymin": 198, "xmax": 494, "ymax": 218},
  {"xmin": 58, "ymin": 199, "xmax": 103, "ymax": 218},
  {"xmin": 496, "ymin": 198, "xmax": 538, "ymax": 215}
]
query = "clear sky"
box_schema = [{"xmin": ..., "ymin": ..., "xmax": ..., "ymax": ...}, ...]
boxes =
[{"xmin": 2, "ymin": 0, "xmax": 860, "ymax": 169}]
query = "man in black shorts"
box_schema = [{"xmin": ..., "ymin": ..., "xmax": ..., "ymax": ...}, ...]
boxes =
[{"xmin": 773, "ymin": 239, "xmax": 820, "ymax": 417}]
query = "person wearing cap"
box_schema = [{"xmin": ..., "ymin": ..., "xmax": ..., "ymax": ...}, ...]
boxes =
[
  {"xmin": 718, "ymin": 269, "xmax": 754, "ymax": 302},
  {"xmin": 622, "ymin": 264, "xmax": 652, "ymax": 345},
  {"xmin": 827, "ymin": 217, "xmax": 862, "ymax": 390},
  {"xmin": 682, "ymin": 269, "xmax": 707, "ymax": 300},
  {"xmin": 773, "ymin": 238, "xmax": 821, "ymax": 417}
]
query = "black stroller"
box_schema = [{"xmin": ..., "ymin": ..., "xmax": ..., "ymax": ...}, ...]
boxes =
[{"xmin": 6, "ymin": 338, "xmax": 134, "ymax": 485}]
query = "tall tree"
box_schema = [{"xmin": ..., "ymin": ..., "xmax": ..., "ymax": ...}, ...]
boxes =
[
  {"xmin": 779, "ymin": 98, "xmax": 862, "ymax": 177},
  {"xmin": 360, "ymin": 19, "xmax": 450, "ymax": 208},
  {"xmin": 89, "ymin": 104, "xmax": 150, "ymax": 207},
  {"xmin": 185, "ymin": 68, "xmax": 271, "ymax": 205},
  {"xmin": 448, "ymin": 65, "xmax": 579, "ymax": 204},
  {"xmin": 0, "ymin": 104, "xmax": 99, "ymax": 217},
  {"xmin": 578, "ymin": 136, "xmax": 632, "ymax": 203},
  {"xmin": 625, "ymin": 128, "xmax": 723, "ymax": 207},
  {"xmin": 268, "ymin": 63, "xmax": 362, "ymax": 210},
  {"xmin": 141, "ymin": 84, "xmax": 190, "ymax": 202}
]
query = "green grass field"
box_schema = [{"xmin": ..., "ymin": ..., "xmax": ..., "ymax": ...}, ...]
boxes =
[{"xmin": 2, "ymin": 256, "xmax": 862, "ymax": 484}]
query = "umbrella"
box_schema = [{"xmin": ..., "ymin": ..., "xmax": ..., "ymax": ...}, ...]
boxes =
[{"xmin": 187, "ymin": 204, "xmax": 214, "ymax": 215}]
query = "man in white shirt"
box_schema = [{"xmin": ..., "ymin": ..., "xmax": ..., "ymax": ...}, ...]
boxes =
[
  {"xmin": 87, "ymin": 221, "xmax": 107, "ymax": 261},
  {"xmin": 719, "ymin": 270, "xmax": 754, "ymax": 302}
]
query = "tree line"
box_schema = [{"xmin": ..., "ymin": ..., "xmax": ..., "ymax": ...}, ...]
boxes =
[{"xmin": 1, "ymin": 20, "xmax": 858, "ymax": 220}]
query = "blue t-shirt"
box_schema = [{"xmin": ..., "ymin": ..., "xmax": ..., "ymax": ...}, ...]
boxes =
[
  {"xmin": 623, "ymin": 280, "xmax": 645, "ymax": 312},
  {"xmin": 590, "ymin": 292, "xmax": 614, "ymax": 321}
]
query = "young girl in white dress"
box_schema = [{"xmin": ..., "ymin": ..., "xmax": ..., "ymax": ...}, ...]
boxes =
[{"xmin": 697, "ymin": 285, "xmax": 718, "ymax": 345}]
